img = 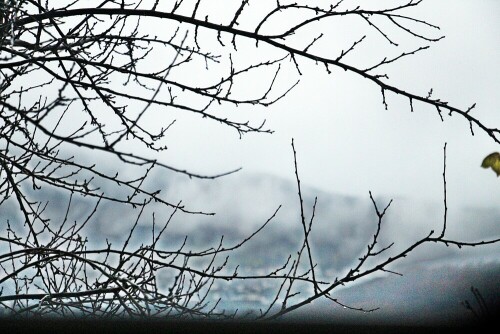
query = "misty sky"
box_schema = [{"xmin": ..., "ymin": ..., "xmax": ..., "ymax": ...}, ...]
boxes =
[{"xmin": 146, "ymin": 0, "xmax": 500, "ymax": 209}]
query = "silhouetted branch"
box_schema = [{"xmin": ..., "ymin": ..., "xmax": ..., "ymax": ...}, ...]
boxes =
[{"xmin": 1, "ymin": 0, "xmax": 499, "ymax": 322}]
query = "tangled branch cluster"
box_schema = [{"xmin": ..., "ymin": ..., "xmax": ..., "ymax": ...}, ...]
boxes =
[{"xmin": 0, "ymin": 0, "xmax": 498, "ymax": 320}]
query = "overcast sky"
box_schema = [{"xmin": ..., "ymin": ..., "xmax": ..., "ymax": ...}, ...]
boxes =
[{"xmin": 147, "ymin": 0, "xmax": 500, "ymax": 210}]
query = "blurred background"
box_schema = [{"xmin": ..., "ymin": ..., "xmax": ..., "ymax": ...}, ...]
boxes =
[
  {"xmin": 138, "ymin": 0, "xmax": 500, "ymax": 323},
  {"xmin": 155, "ymin": 0, "xmax": 500, "ymax": 209}
]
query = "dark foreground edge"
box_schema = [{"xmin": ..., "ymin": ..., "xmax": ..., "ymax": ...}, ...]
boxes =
[{"xmin": 0, "ymin": 318, "xmax": 493, "ymax": 334}]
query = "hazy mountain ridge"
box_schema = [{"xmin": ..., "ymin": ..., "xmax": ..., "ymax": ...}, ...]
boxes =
[
  {"xmin": 1, "ymin": 170, "xmax": 499, "ymax": 323},
  {"xmin": 2, "ymin": 170, "xmax": 498, "ymax": 271}
]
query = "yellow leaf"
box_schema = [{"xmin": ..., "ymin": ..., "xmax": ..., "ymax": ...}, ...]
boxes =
[{"xmin": 481, "ymin": 152, "xmax": 500, "ymax": 177}]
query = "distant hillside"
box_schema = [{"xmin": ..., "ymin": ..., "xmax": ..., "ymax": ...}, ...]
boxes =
[
  {"xmin": 1, "ymin": 170, "xmax": 498, "ymax": 324},
  {"xmin": 3, "ymin": 170, "xmax": 499, "ymax": 270}
]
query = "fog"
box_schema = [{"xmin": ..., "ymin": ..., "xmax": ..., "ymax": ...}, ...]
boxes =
[{"xmin": 145, "ymin": 0, "xmax": 500, "ymax": 209}]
